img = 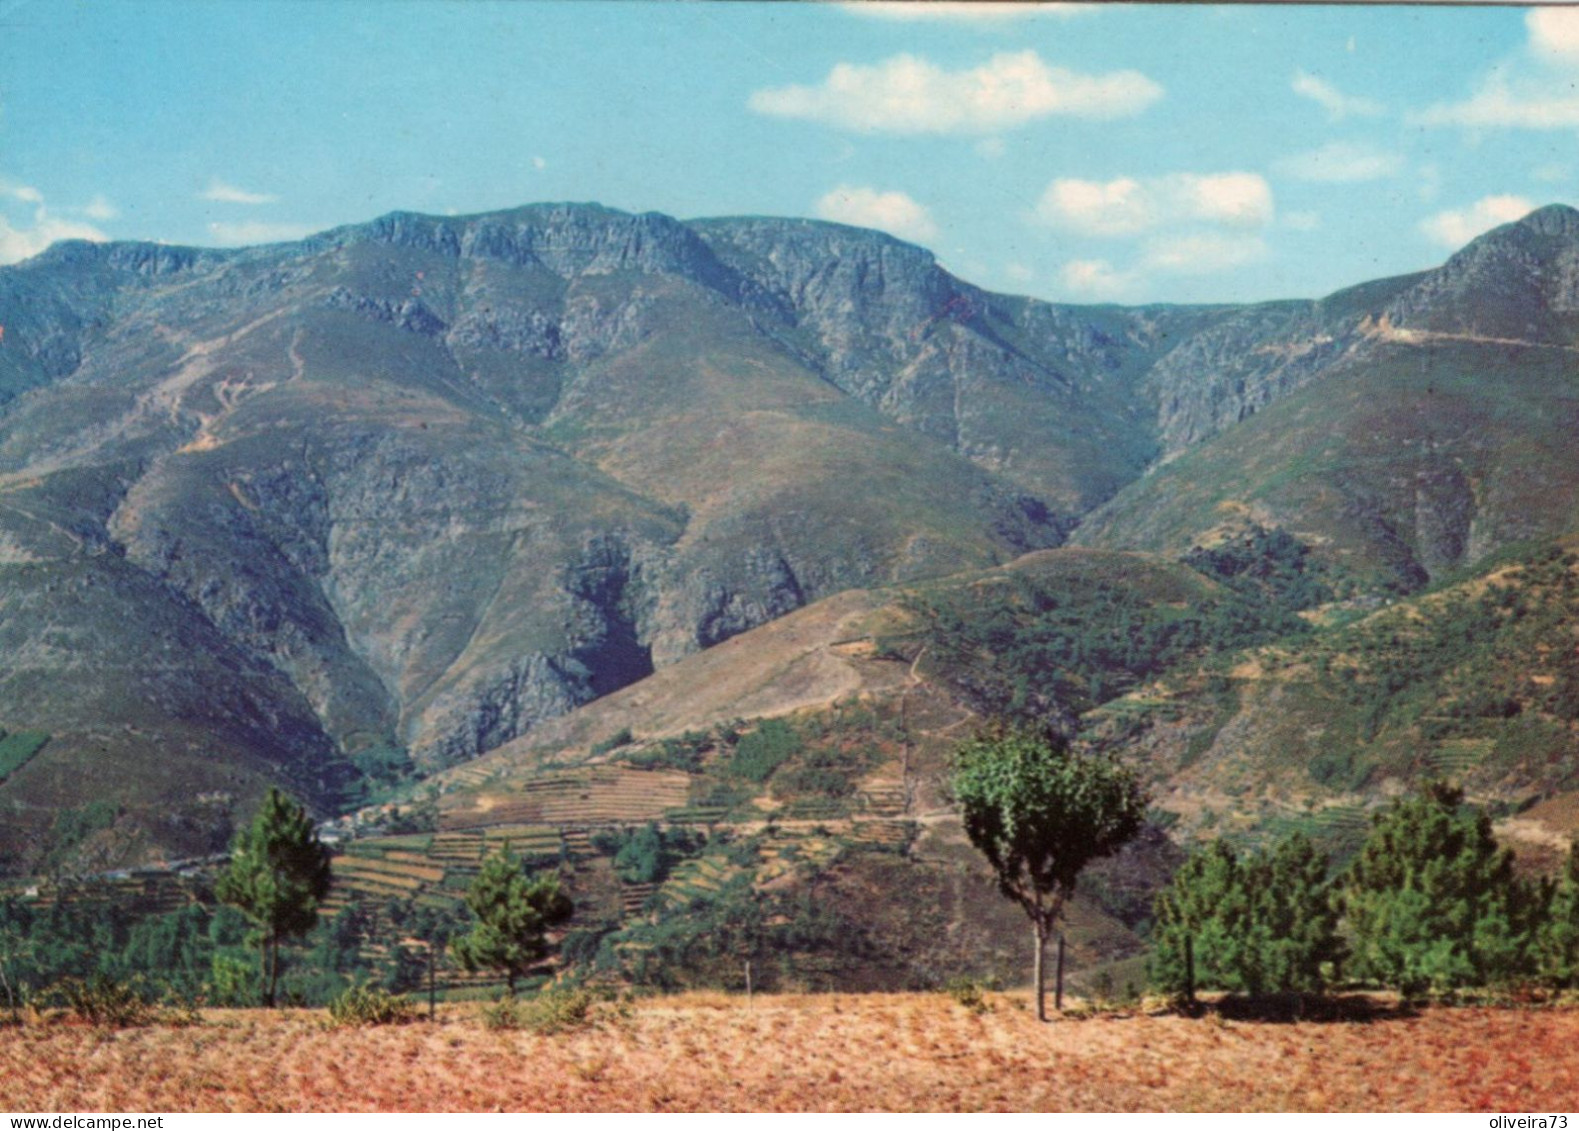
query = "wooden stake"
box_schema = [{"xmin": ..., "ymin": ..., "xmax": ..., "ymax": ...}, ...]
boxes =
[{"xmin": 1054, "ymin": 932, "xmax": 1066, "ymax": 1014}]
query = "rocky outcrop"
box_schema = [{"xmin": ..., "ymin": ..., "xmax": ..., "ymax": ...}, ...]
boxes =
[
  {"xmin": 1144, "ymin": 302, "xmax": 1359, "ymax": 455},
  {"xmin": 1382, "ymin": 204, "xmax": 1579, "ymax": 341}
]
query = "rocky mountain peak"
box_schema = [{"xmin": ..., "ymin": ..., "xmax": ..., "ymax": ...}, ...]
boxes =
[
  {"xmin": 1381, "ymin": 200, "xmax": 1579, "ymax": 338},
  {"xmin": 1514, "ymin": 202, "xmax": 1579, "ymax": 239},
  {"xmin": 346, "ymin": 202, "xmax": 738, "ymax": 289},
  {"xmin": 693, "ymin": 216, "xmax": 953, "ymax": 320}
]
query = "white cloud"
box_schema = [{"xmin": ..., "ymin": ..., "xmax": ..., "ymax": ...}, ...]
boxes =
[
  {"xmin": 1417, "ymin": 11, "xmax": 1579, "ymax": 132},
  {"xmin": 976, "ymin": 137, "xmax": 1007, "ymax": 160},
  {"xmin": 1528, "ymin": 8, "xmax": 1579, "ymax": 63},
  {"xmin": 1276, "ymin": 140, "xmax": 1403, "ymax": 183},
  {"xmin": 1056, "ymin": 231, "xmax": 1270, "ymax": 299},
  {"xmin": 815, "ymin": 185, "xmax": 938, "ymax": 242},
  {"xmin": 0, "ymin": 210, "xmax": 106, "ymax": 265},
  {"xmin": 1419, "ymin": 195, "xmax": 1534, "ymax": 247},
  {"xmin": 1004, "ymin": 262, "xmax": 1035, "ymax": 283},
  {"xmin": 1416, "ymin": 75, "xmax": 1579, "ymax": 130},
  {"xmin": 532, "ymin": 156, "xmax": 548, "ymax": 170},
  {"xmin": 206, "ymin": 220, "xmax": 318, "ymax": 246},
  {"xmin": 1059, "ymin": 258, "xmax": 1136, "ymax": 300},
  {"xmin": 0, "ymin": 182, "xmax": 111, "ymax": 264},
  {"xmin": 1050, "ymin": 178, "xmax": 1273, "ymax": 299},
  {"xmin": 749, "ymin": 51, "xmax": 1162, "ymax": 135},
  {"xmin": 1039, "ymin": 176, "xmax": 1152, "ymax": 236},
  {"xmin": 1035, "ymin": 172, "xmax": 1273, "ymax": 236},
  {"xmin": 1291, "ymin": 70, "xmax": 1383, "ymax": 121},
  {"xmin": 1141, "ymin": 232, "xmax": 1269, "ymax": 276},
  {"xmin": 82, "ymin": 195, "xmax": 119, "ymax": 221},
  {"xmin": 201, "ymin": 179, "xmax": 279, "ymax": 205},
  {"xmin": 841, "ymin": 2, "xmax": 1095, "ymax": 21}
]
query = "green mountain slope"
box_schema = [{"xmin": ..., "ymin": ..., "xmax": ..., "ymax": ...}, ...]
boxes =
[
  {"xmin": 1076, "ymin": 208, "xmax": 1579, "ymax": 588},
  {"xmin": 4, "ymin": 199, "xmax": 1579, "ymax": 878}
]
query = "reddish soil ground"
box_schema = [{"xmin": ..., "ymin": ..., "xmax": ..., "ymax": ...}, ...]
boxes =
[{"xmin": 2, "ymin": 993, "xmax": 1576, "ymax": 1112}]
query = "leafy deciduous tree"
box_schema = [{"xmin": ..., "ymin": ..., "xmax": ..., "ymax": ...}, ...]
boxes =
[{"xmin": 951, "ymin": 725, "xmax": 1146, "ymax": 1020}]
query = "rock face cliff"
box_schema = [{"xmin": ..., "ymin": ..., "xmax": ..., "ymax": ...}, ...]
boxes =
[
  {"xmin": 0, "ymin": 203, "xmax": 1167, "ymax": 868},
  {"xmin": 3, "ymin": 200, "xmax": 1578, "ymax": 869},
  {"xmin": 1076, "ymin": 205, "xmax": 1579, "ymax": 587}
]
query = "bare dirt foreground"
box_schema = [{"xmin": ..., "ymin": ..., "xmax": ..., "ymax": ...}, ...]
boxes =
[{"xmin": 3, "ymin": 994, "xmax": 1577, "ymax": 1113}]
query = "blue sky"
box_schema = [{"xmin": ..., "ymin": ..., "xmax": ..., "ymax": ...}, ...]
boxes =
[{"xmin": 0, "ymin": 1, "xmax": 1575, "ymax": 304}]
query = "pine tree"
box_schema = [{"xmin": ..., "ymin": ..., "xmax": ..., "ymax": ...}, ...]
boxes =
[
  {"xmin": 451, "ymin": 844, "xmax": 572, "ymax": 997},
  {"xmin": 1537, "ymin": 842, "xmax": 1579, "ymax": 987},
  {"xmin": 1253, "ymin": 833, "xmax": 1344, "ymax": 994},
  {"xmin": 1154, "ymin": 834, "xmax": 1341, "ymax": 1000},
  {"xmin": 951, "ymin": 724, "xmax": 1145, "ymax": 1020},
  {"xmin": 1342, "ymin": 784, "xmax": 1540, "ymax": 998},
  {"xmin": 1153, "ymin": 839, "xmax": 1247, "ymax": 999},
  {"xmin": 215, "ymin": 788, "xmax": 332, "ymax": 1007}
]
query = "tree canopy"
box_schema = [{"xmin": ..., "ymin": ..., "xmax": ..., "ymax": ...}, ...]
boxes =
[
  {"xmin": 952, "ymin": 725, "xmax": 1145, "ymax": 1019},
  {"xmin": 450, "ymin": 844, "xmax": 572, "ymax": 997},
  {"xmin": 1153, "ymin": 833, "xmax": 1341, "ymax": 1001},
  {"xmin": 214, "ymin": 788, "xmax": 332, "ymax": 1007},
  {"xmin": 1341, "ymin": 784, "xmax": 1542, "ymax": 998}
]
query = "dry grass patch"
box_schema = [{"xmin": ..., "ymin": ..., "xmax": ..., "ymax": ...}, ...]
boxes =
[{"xmin": 3, "ymin": 994, "xmax": 1577, "ymax": 1111}]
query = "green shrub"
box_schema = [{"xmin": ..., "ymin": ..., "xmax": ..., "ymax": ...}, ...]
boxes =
[
  {"xmin": 623, "ymin": 730, "xmax": 714, "ymax": 772},
  {"xmin": 896, "ymin": 568, "xmax": 1308, "ymax": 724},
  {"xmin": 614, "ymin": 823, "xmax": 665, "ymax": 883},
  {"xmin": 1538, "ymin": 845, "xmax": 1579, "ymax": 987},
  {"xmin": 944, "ymin": 975, "xmax": 994, "ymax": 1014},
  {"xmin": 730, "ymin": 719, "xmax": 801, "ymax": 783},
  {"xmin": 327, "ymin": 983, "xmax": 417, "ymax": 1027},
  {"xmin": 52, "ymin": 973, "xmax": 154, "ymax": 1028},
  {"xmin": 482, "ymin": 985, "xmax": 596, "ymax": 1034},
  {"xmin": 590, "ymin": 728, "xmax": 634, "ymax": 757},
  {"xmin": 591, "ymin": 823, "xmax": 701, "ymax": 884}
]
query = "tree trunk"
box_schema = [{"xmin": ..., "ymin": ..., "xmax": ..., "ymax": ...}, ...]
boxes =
[
  {"xmin": 270, "ymin": 932, "xmax": 281, "ymax": 1008},
  {"xmin": 427, "ymin": 945, "xmax": 437, "ymax": 1023},
  {"xmin": 1055, "ymin": 932, "xmax": 1066, "ymax": 1013},
  {"xmin": 0, "ymin": 963, "xmax": 15, "ymax": 1024},
  {"xmin": 264, "ymin": 931, "xmax": 278, "ymax": 1009},
  {"xmin": 1033, "ymin": 920, "xmax": 1047, "ymax": 1022}
]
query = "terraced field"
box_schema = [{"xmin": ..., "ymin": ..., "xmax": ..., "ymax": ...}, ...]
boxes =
[
  {"xmin": 1260, "ymin": 800, "xmax": 1375, "ymax": 843},
  {"xmin": 1421, "ymin": 739, "xmax": 1493, "ymax": 782},
  {"xmin": 661, "ymin": 855, "xmax": 741, "ymax": 906},
  {"xmin": 440, "ymin": 766, "xmax": 692, "ymax": 831},
  {"xmin": 17, "ymin": 871, "xmax": 198, "ymax": 917},
  {"xmin": 317, "ymin": 706, "xmax": 979, "ymax": 993}
]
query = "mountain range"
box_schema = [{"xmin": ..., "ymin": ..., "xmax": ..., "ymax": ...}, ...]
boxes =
[{"xmin": 3, "ymin": 199, "xmax": 1579, "ymax": 878}]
